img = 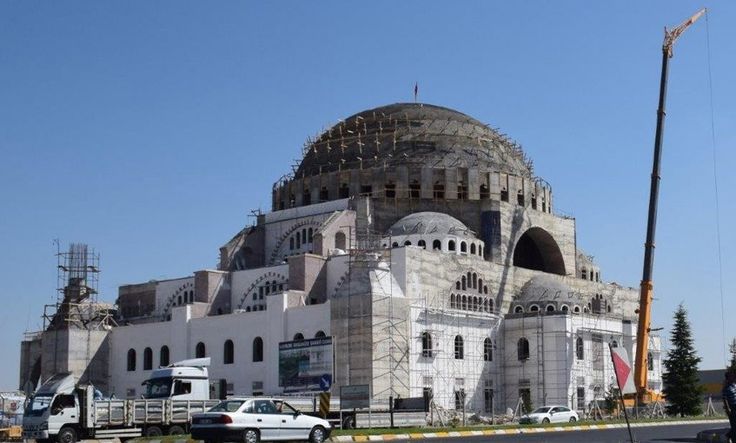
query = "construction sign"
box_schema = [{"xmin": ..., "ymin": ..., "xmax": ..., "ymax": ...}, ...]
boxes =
[{"xmin": 610, "ymin": 345, "xmax": 636, "ymax": 394}]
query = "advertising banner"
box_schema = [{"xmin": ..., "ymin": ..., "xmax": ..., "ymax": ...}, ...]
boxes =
[{"xmin": 279, "ymin": 337, "xmax": 333, "ymax": 393}]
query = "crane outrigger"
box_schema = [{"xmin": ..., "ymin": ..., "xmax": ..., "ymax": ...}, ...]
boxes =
[{"xmin": 634, "ymin": 8, "xmax": 706, "ymax": 404}]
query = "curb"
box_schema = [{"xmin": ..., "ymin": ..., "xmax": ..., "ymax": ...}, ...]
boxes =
[
  {"xmin": 127, "ymin": 420, "xmax": 730, "ymax": 443},
  {"xmin": 329, "ymin": 419, "xmax": 729, "ymax": 441}
]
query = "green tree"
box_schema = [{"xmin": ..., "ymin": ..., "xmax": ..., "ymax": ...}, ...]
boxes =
[
  {"xmin": 662, "ymin": 304, "xmax": 703, "ymax": 416},
  {"xmin": 728, "ymin": 338, "xmax": 736, "ymax": 372}
]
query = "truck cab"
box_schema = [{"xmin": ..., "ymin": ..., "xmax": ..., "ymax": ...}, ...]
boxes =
[
  {"xmin": 23, "ymin": 373, "xmax": 78, "ymax": 443},
  {"xmin": 142, "ymin": 357, "xmax": 211, "ymax": 400}
]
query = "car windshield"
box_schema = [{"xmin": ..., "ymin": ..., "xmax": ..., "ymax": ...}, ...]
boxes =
[
  {"xmin": 143, "ymin": 377, "xmax": 173, "ymax": 399},
  {"xmin": 532, "ymin": 407, "xmax": 551, "ymax": 413},
  {"xmin": 209, "ymin": 400, "xmax": 245, "ymax": 412},
  {"xmin": 24, "ymin": 395, "xmax": 52, "ymax": 417}
]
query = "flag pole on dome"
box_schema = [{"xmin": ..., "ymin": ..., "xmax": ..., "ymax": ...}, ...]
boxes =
[{"xmin": 413, "ymin": 82, "xmax": 418, "ymax": 103}]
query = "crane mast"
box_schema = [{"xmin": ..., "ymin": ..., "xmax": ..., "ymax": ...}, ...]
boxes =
[{"xmin": 634, "ymin": 8, "xmax": 705, "ymax": 403}]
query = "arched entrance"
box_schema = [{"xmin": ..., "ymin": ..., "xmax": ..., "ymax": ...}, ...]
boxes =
[{"xmin": 513, "ymin": 227, "xmax": 566, "ymax": 275}]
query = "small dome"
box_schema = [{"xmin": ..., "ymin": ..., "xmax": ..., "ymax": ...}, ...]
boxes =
[
  {"xmin": 518, "ymin": 275, "xmax": 581, "ymax": 303},
  {"xmin": 387, "ymin": 212, "xmax": 476, "ymax": 238}
]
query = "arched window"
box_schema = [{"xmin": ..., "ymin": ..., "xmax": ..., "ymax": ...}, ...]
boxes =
[
  {"xmin": 517, "ymin": 338, "xmax": 530, "ymax": 360},
  {"xmin": 448, "ymin": 240, "xmax": 456, "ymax": 251},
  {"xmin": 315, "ymin": 331, "xmax": 326, "ymax": 338},
  {"xmin": 454, "ymin": 335, "xmax": 464, "ymax": 359},
  {"xmin": 611, "ymin": 340, "xmax": 618, "ymax": 348},
  {"xmin": 418, "ymin": 239, "xmax": 426, "ymax": 248},
  {"xmin": 546, "ymin": 304, "xmax": 555, "ymax": 312},
  {"xmin": 296, "ymin": 231, "xmax": 301, "ymax": 248},
  {"xmin": 385, "ymin": 181, "xmax": 396, "ymax": 198},
  {"xmin": 160, "ymin": 346, "xmax": 170, "ymax": 367},
  {"xmin": 478, "ymin": 278, "xmax": 483, "ymax": 293},
  {"xmin": 573, "ymin": 306, "xmax": 581, "ymax": 313},
  {"xmin": 514, "ymin": 305, "xmax": 524, "ymax": 314},
  {"xmin": 392, "ymin": 242, "xmax": 399, "ymax": 248},
  {"xmin": 455, "ymin": 281, "xmax": 461, "ymax": 290},
  {"xmin": 223, "ymin": 340, "xmax": 234, "ymax": 364},
  {"xmin": 647, "ymin": 352, "xmax": 654, "ymax": 371},
  {"xmin": 460, "ymin": 242, "xmax": 467, "ymax": 253},
  {"xmin": 143, "ymin": 347, "xmax": 153, "ymax": 370},
  {"xmin": 421, "ymin": 332, "xmax": 433, "ymax": 357},
  {"xmin": 470, "ymin": 243, "xmax": 476, "ymax": 255},
  {"xmin": 335, "ymin": 231, "xmax": 346, "ymax": 250},
  {"xmin": 127, "ymin": 349, "xmax": 136, "ymax": 371},
  {"xmin": 561, "ymin": 305, "xmax": 569, "ymax": 313},
  {"xmin": 253, "ymin": 337, "xmax": 264, "ymax": 362},
  {"xmin": 290, "ymin": 237, "xmax": 295, "ymax": 250},
  {"xmin": 195, "ymin": 342, "xmax": 206, "ymax": 358},
  {"xmin": 461, "ymin": 276, "xmax": 466, "ymax": 290},
  {"xmin": 433, "ymin": 182, "xmax": 444, "ymax": 199},
  {"xmin": 308, "ymin": 228, "xmax": 313, "ymax": 243},
  {"xmin": 576, "ymin": 337, "xmax": 584, "ymax": 360},
  {"xmin": 409, "ymin": 180, "xmax": 420, "ymax": 199},
  {"xmin": 529, "ymin": 305, "xmax": 539, "ymax": 312},
  {"xmin": 472, "ymin": 273, "xmax": 477, "ymax": 289},
  {"xmin": 178, "ymin": 295, "xmax": 182, "ymax": 305},
  {"xmin": 404, "ymin": 240, "xmax": 412, "ymax": 246},
  {"xmin": 489, "ymin": 299, "xmax": 495, "ymax": 312},
  {"xmin": 450, "ymin": 294, "xmax": 456, "ymax": 309},
  {"xmin": 484, "ymin": 338, "xmax": 493, "ymax": 361},
  {"xmin": 433, "ymin": 240, "xmax": 442, "ymax": 251},
  {"xmin": 461, "ymin": 295, "xmax": 468, "ymax": 310},
  {"xmin": 293, "ymin": 333, "xmax": 304, "ymax": 341}
]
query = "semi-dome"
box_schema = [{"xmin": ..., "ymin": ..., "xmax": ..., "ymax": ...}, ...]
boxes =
[
  {"xmin": 387, "ymin": 212, "xmax": 475, "ymax": 238},
  {"xmin": 295, "ymin": 103, "xmax": 532, "ymax": 178}
]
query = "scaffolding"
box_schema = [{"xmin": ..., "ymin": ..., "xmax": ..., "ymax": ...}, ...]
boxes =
[
  {"xmin": 415, "ymin": 282, "xmax": 503, "ymax": 423},
  {"xmin": 342, "ymin": 227, "xmax": 411, "ymax": 403}
]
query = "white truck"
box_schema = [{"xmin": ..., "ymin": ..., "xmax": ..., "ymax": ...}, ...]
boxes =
[{"xmin": 23, "ymin": 358, "xmax": 219, "ymax": 443}]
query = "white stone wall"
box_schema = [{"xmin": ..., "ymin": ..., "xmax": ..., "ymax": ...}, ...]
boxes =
[{"xmin": 108, "ymin": 295, "xmax": 330, "ymax": 398}]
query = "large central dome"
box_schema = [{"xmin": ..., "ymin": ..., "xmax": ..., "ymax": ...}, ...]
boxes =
[{"xmin": 295, "ymin": 103, "xmax": 532, "ymax": 178}]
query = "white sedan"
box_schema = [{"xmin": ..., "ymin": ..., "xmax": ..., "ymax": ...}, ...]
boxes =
[
  {"xmin": 519, "ymin": 405, "xmax": 579, "ymax": 424},
  {"xmin": 191, "ymin": 398, "xmax": 331, "ymax": 443}
]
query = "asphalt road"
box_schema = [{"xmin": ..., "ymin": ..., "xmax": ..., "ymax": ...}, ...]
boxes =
[{"xmin": 413, "ymin": 423, "xmax": 724, "ymax": 442}]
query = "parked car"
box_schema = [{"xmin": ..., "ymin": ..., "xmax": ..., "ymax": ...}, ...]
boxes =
[
  {"xmin": 519, "ymin": 405, "xmax": 579, "ymax": 424},
  {"xmin": 191, "ymin": 398, "xmax": 331, "ymax": 443}
]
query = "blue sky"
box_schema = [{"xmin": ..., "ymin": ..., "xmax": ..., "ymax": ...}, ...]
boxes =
[{"xmin": 1, "ymin": 1, "xmax": 735, "ymax": 390}]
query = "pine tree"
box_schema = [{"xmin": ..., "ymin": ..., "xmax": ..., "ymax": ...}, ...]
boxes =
[
  {"xmin": 662, "ymin": 304, "xmax": 703, "ymax": 416},
  {"xmin": 728, "ymin": 338, "xmax": 736, "ymax": 372}
]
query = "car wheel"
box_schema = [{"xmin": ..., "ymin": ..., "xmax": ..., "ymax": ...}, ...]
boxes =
[
  {"xmin": 145, "ymin": 426, "xmax": 163, "ymax": 437},
  {"xmin": 309, "ymin": 426, "xmax": 326, "ymax": 443},
  {"xmin": 542, "ymin": 418, "xmax": 550, "ymax": 424},
  {"xmin": 243, "ymin": 428, "xmax": 259, "ymax": 443},
  {"xmin": 57, "ymin": 427, "xmax": 77, "ymax": 443},
  {"xmin": 169, "ymin": 425, "xmax": 186, "ymax": 435},
  {"xmin": 569, "ymin": 416, "xmax": 577, "ymax": 422}
]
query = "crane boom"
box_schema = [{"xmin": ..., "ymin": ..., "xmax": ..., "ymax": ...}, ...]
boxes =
[{"xmin": 633, "ymin": 8, "xmax": 705, "ymax": 402}]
